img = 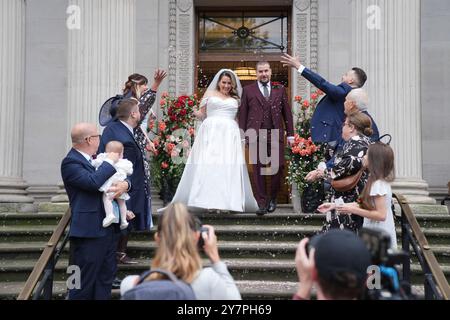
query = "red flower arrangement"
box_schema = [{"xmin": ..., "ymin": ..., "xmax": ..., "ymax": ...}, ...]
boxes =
[
  {"xmin": 286, "ymin": 90, "xmax": 325, "ymax": 194},
  {"xmin": 148, "ymin": 93, "xmax": 199, "ymax": 193}
]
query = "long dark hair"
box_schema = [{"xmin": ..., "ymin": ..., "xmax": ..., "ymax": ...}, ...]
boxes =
[
  {"xmin": 359, "ymin": 142, "xmax": 395, "ymax": 210},
  {"xmin": 216, "ymin": 71, "xmax": 240, "ymax": 103},
  {"xmin": 123, "ymin": 73, "xmax": 148, "ymax": 98}
]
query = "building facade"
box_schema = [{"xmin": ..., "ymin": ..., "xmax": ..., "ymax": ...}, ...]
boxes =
[{"xmin": 1, "ymin": 0, "xmax": 449, "ymax": 205}]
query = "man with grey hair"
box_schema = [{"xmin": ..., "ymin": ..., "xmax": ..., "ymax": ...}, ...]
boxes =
[{"xmin": 344, "ymin": 88, "xmax": 379, "ymax": 140}]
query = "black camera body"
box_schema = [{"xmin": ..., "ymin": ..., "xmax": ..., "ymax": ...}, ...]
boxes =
[
  {"xmin": 359, "ymin": 228, "xmax": 415, "ymax": 300},
  {"xmin": 197, "ymin": 226, "xmax": 209, "ymax": 250}
]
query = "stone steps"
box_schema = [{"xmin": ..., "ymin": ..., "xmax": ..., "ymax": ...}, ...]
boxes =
[
  {"xmin": 0, "ymin": 279, "xmax": 428, "ymax": 301},
  {"xmin": 2, "ymin": 256, "xmax": 449, "ymax": 284},
  {"xmin": 3, "ymin": 224, "xmax": 450, "ymax": 244},
  {"xmin": 0, "ymin": 203, "xmax": 449, "ymax": 300}
]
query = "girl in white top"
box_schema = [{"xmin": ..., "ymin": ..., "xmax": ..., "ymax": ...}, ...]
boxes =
[
  {"xmin": 319, "ymin": 142, "xmax": 397, "ymax": 249},
  {"xmin": 92, "ymin": 141, "xmax": 133, "ymax": 230}
]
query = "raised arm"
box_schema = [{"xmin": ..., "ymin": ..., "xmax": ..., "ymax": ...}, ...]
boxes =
[
  {"xmin": 139, "ymin": 69, "xmax": 167, "ymax": 121},
  {"xmin": 281, "ymin": 53, "xmax": 350, "ymax": 101}
]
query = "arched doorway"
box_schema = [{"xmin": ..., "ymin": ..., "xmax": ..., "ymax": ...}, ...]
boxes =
[{"xmin": 195, "ymin": 8, "xmax": 292, "ymax": 204}]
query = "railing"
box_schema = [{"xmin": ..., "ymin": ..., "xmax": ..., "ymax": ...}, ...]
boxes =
[
  {"xmin": 17, "ymin": 209, "xmax": 71, "ymax": 300},
  {"xmin": 394, "ymin": 193, "xmax": 450, "ymax": 300},
  {"xmin": 441, "ymin": 182, "xmax": 450, "ymax": 206}
]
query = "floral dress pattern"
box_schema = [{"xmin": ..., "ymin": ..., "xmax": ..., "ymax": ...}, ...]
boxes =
[
  {"xmin": 133, "ymin": 89, "xmax": 156, "ymax": 196},
  {"xmin": 322, "ymin": 134, "xmax": 372, "ymax": 233}
]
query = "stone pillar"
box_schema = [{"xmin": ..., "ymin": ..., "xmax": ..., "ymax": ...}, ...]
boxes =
[
  {"xmin": 66, "ymin": 0, "xmax": 136, "ymax": 137},
  {"xmin": 351, "ymin": 0, "xmax": 434, "ymax": 204},
  {"xmin": 168, "ymin": 0, "xmax": 195, "ymax": 96},
  {"xmin": 52, "ymin": 0, "xmax": 136, "ymax": 203},
  {"xmin": 0, "ymin": 0, "xmax": 34, "ymax": 204},
  {"xmin": 291, "ymin": 0, "xmax": 319, "ymax": 99}
]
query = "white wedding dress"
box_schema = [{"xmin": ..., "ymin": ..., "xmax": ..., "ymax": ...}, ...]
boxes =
[{"xmin": 170, "ymin": 96, "xmax": 258, "ymax": 213}]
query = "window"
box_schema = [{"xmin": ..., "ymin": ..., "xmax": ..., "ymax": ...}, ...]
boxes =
[{"xmin": 199, "ymin": 11, "xmax": 288, "ymax": 53}]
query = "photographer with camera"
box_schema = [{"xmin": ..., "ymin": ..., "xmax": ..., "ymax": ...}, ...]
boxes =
[
  {"xmin": 120, "ymin": 203, "xmax": 241, "ymax": 300},
  {"xmin": 293, "ymin": 230, "xmax": 372, "ymax": 300}
]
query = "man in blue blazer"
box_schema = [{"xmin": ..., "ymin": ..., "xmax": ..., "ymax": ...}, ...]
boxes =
[
  {"xmin": 281, "ymin": 53, "xmax": 377, "ymax": 143},
  {"xmin": 61, "ymin": 123, "xmax": 129, "ymax": 299},
  {"xmin": 100, "ymin": 99, "xmax": 153, "ymax": 265}
]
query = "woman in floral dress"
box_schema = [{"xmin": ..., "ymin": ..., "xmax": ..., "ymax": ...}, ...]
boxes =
[{"xmin": 307, "ymin": 111, "xmax": 373, "ymax": 232}]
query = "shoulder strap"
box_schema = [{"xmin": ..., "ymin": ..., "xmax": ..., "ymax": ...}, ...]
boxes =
[
  {"xmin": 377, "ymin": 134, "xmax": 392, "ymax": 145},
  {"xmin": 136, "ymin": 268, "xmax": 179, "ymax": 285}
]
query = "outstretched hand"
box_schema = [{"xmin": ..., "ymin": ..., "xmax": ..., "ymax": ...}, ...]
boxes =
[
  {"xmin": 151, "ymin": 69, "xmax": 167, "ymax": 91},
  {"xmin": 317, "ymin": 203, "xmax": 336, "ymax": 213},
  {"xmin": 281, "ymin": 53, "xmax": 302, "ymax": 70}
]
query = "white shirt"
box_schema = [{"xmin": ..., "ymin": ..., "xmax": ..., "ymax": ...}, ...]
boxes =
[
  {"xmin": 363, "ymin": 180, "xmax": 397, "ymax": 249},
  {"xmin": 257, "ymin": 81, "xmax": 271, "ymax": 97},
  {"xmin": 120, "ymin": 120, "xmax": 135, "ymax": 135},
  {"xmin": 298, "ymin": 65, "xmax": 306, "ymax": 74},
  {"xmin": 75, "ymin": 149, "xmax": 92, "ymax": 163},
  {"xmin": 75, "ymin": 149, "xmax": 113, "ymax": 166}
]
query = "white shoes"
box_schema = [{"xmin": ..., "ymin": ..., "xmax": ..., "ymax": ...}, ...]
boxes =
[
  {"xmin": 103, "ymin": 215, "xmax": 117, "ymax": 228},
  {"xmin": 120, "ymin": 221, "xmax": 129, "ymax": 230}
]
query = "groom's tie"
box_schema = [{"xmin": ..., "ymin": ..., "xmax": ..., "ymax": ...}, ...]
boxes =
[{"xmin": 262, "ymin": 82, "xmax": 269, "ymax": 100}]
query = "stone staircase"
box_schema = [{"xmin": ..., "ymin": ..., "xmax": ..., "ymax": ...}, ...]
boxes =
[{"xmin": 1, "ymin": 195, "xmax": 449, "ymax": 300}]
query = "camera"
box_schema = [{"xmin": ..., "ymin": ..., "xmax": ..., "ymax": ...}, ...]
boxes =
[
  {"xmin": 359, "ymin": 228, "xmax": 415, "ymax": 300},
  {"xmin": 197, "ymin": 226, "xmax": 209, "ymax": 250}
]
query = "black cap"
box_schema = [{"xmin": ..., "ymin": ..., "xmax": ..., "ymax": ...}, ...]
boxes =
[{"xmin": 311, "ymin": 230, "xmax": 371, "ymax": 285}]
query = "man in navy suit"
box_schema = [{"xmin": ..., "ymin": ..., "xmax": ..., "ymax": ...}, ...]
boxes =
[
  {"xmin": 61, "ymin": 123, "xmax": 129, "ymax": 299},
  {"xmin": 100, "ymin": 99, "xmax": 153, "ymax": 264},
  {"xmin": 281, "ymin": 53, "xmax": 377, "ymax": 143}
]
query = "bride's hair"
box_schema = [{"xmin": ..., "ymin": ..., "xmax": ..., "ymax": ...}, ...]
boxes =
[
  {"xmin": 216, "ymin": 71, "xmax": 240, "ymax": 103},
  {"xmin": 123, "ymin": 73, "xmax": 148, "ymax": 97}
]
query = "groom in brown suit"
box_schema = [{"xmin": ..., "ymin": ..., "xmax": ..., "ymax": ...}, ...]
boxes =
[{"xmin": 239, "ymin": 61, "xmax": 295, "ymax": 215}]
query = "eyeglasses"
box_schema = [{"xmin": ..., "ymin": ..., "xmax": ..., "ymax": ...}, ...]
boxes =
[{"xmin": 85, "ymin": 134, "xmax": 101, "ymax": 141}]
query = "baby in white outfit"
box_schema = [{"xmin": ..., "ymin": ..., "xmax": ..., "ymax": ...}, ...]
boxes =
[{"xmin": 92, "ymin": 141, "xmax": 133, "ymax": 230}]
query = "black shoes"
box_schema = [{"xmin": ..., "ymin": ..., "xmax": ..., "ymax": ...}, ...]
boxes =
[
  {"xmin": 267, "ymin": 199, "xmax": 277, "ymax": 213},
  {"xmin": 256, "ymin": 206, "xmax": 268, "ymax": 216},
  {"xmin": 112, "ymin": 277, "xmax": 122, "ymax": 289}
]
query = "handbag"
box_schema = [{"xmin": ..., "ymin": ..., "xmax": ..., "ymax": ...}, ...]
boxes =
[{"xmin": 331, "ymin": 168, "xmax": 364, "ymax": 192}]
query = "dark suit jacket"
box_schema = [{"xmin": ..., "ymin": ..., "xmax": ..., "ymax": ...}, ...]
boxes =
[
  {"xmin": 302, "ymin": 68, "xmax": 353, "ymax": 143},
  {"xmin": 100, "ymin": 121, "xmax": 149, "ymax": 230},
  {"xmin": 61, "ymin": 148, "xmax": 116, "ymax": 238},
  {"xmin": 239, "ymin": 82, "xmax": 294, "ymax": 138}
]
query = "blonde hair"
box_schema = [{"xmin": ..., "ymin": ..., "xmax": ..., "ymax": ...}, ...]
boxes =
[{"xmin": 148, "ymin": 203, "xmax": 202, "ymax": 283}]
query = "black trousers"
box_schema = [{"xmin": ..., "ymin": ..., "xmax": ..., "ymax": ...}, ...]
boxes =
[{"xmin": 68, "ymin": 226, "xmax": 120, "ymax": 300}]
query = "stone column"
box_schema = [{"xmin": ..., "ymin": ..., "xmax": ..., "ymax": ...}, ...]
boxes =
[
  {"xmin": 291, "ymin": 0, "xmax": 319, "ymax": 99},
  {"xmin": 66, "ymin": 0, "xmax": 136, "ymax": 134},
  {"xmin": 0, "ymin": 0, "xmax": 34, "ymax": 205},
  {"xmin": 168, "ymin": 0, "xmax": 195, "ymax": 96},
  {"xmin": 351, "ymin": 0, "xmax": 434, "ymax": 204},
  {"xmin": 52, "ymin": 0, "xmax": 136, "ymax": 202}
]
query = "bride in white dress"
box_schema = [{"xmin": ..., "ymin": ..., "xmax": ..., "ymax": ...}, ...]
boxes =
[{"xmin": 169, "ymin": 69, "xmax": 258, "ymax": 213}]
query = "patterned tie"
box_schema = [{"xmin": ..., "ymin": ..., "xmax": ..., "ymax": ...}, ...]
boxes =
[{"xmin": 262, "ymin": 82, "xmax": 269, "ymax": 99}]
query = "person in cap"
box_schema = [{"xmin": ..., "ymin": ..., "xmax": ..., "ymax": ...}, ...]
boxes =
[{"xmin": 293, "ymin": 229, "xmax": 372, "ymax": 300}]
